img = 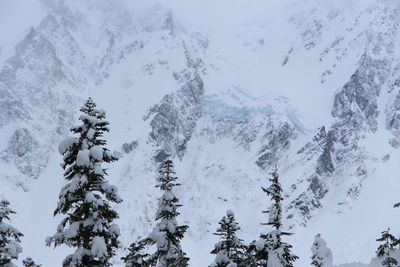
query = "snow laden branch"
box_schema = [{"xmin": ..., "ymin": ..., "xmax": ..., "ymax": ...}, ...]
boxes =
[
  {"xmin": 0, "ymin": 199, "xmax": 23, "ymax": 267},
  {"xmin": 22, "ymin": 257, "xmax": 42, "ymax": 267},
  {"xmin": 121, "ymin": 238, "xmax": 156, "ymax": 267}
]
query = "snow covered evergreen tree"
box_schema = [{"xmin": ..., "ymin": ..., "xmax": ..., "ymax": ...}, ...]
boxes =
[
  {"xmin": 47, "ymin": 97, "xmax": 122, "ymax": 267},
  {"xmin": 255, "ymin": 168, "xmax": 298, "ymax": 267},
  {"xmin": 243, "ymin": 241, "xmax": 259, "ymax": 267},
  {"xmin": 209, "ymin": 210, "xmax": 247, "ymax": 267},
  {"xmin": 122, "ymin": 238, "xmax": 156, "ymax": 267},
  {"xmin": 22, "ymin": 257, "xmax": 42, "ymax": 267},
  {"xmin": 376, "ymin": 228, "xmax": 398, "ymax": 267},
  {"xmin": 311, "ymin": 234, "xmax": 332, "ymax": 267},
  {"xmin": 149, "ymin": 158, "xmax": 189, "ymax": 267},
  {"xmin": 0, "ymin": 199, "xmax": 23, "ymax": 267}
]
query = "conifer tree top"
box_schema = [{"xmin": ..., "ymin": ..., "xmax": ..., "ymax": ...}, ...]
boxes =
[
  {"xmin": 47, "ymin": 97, "xmax": 121, "ymax": 267},
  {"xmin": 376, "ymin": 228, "xmax": 398, "ymax": 245},
  {"xmin": 311, "ymin": 234, "xmax": 333, "ymax": 267},
  {"xmin": 0, "ymin": 199, "xmax": 14, "ymax": 222},
  {"xmin": 376, "ymin": 228, "xmax": 399, "ymax": 262},
  {"xmin": 149, "ymin": 157, "xmax": 189, "ymax": 267},
  {"xmin": 257, "ymin": 168, "xmax": 298, "ymax": 267},
  {"xmin": 210, "ymin": 210, "xmax": 246, "ymax": 267},
  {"xmin": 213, "ymin": 210, "xmax": 242, "ymax": 240},
  {"xmin": 157, "ymin": 158, "xmax": 181, "ymax": 192},
  {"xmin": 262, "ymin": 168, "xmax": 283, "ymax": 230}
]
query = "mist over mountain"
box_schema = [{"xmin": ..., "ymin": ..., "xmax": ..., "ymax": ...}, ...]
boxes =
[{"xmin": 1, "ymin": 0, "xmax": 400, "ymax": 266}]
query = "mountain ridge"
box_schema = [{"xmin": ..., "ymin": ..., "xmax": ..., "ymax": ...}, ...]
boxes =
[{"xmin": 1, "ymin": 0, "xmax": 400, "ymax": 266}]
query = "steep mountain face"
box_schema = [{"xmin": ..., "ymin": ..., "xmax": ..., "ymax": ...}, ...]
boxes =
[
  {"xmin": 0, "ymin": 12, "xmax": 82, "ymax": 188},
  {"xmin": 145, "ymin": 48, "xmax": 205, "ymax": 161},
  {"xmin": 285, "ymin": 2, "xmax": 400, "ymax": 228},
  {"xmin": 1, "ymin": 0, "xmax": 400, "ymax": 266}
]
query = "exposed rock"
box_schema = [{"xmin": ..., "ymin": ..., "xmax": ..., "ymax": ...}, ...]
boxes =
[
  {"xmin": 316, "ymin": 128, "xmax": 335, "ymax": 175},
  {"xmin": 287, "ymin": 191, "xmax": 322, "ymax": 224},
  {"xmin": 0, "ymin": 88, "xmax": 30, "ymax": 128},
  {"xmin": 0, "ymin": 14, "xmax": 81, "ymax": 185},
  {"xmin": 95, "ymin": 29, "xmax": 144, "ymax": 83},
  {"xmin": 332, "ymin": 54, "xmax": 390, "ymax": 131},
  {"xmin": 286, "ymin": 5, "xmax": 399, "ymax": 225},
  {"xmin": 386, "ymin": 90, "xmax": 400, "ymax": 145},
  {"xmin": 256, "ymin": 121, "xmax": 296, "ymax": 170},
  {"xmin": 289, "ymin": 127, "xmax": 334, "ymax": 221},
  {"xmin": 37, "ymin": 14, "xmax": 88, "ymax": 84},
  {"xmin": 122, "ymin": 141, "xmax": 139, "ymax": 154},
  {"xmin": 145, "ymin": 49, "xmax": 204, "ymax": 160},
  {"xmin": 1, "ymin": 128, "xmax": 48, "ymax": 179}
]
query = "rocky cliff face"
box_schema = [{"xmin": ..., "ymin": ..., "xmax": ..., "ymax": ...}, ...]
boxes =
[
  {"xmin": 0, "ymin": 14, "xmax": 81, "ymax": 185},
  {"xmin": 3, "ymin": 1, "xmax": 400, "ymax": 265},
  {"xmin": 0, "ymin": 1, "xmax": 150, "ymax": 186},
  {"xmin": 145, "ymin": 48, "xmax": 205, "ymax": 161},
  {"xmin": 1, "ymin": 0, "xmax": 398, "ymax": 222},
  {"xmin": 284, "ymin": 2, "xmax": 400, "ymax": 225}
]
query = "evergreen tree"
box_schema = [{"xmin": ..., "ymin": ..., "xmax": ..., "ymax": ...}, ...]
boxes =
[
  {"xmin": 47, "ymin": 97, "xmax": 122, "ymax": 267},
  {"xmin": 311, "ymin": 234, "xmax": 332, "ymax": 267},
  {"xmin": 122, "ymin": 238, "xmax": 156, "ymax": 267},
  {"xmin": 376, "ymin": 228, "xmax": 398, "ymax": 267},
  {"xmin": 210, "ymin": 210, "xmax": 247, "ymax": 267},
  {"xmin": 0, "ymin": 199, "xmax": 23, "ymax": 267},
  {"xmin": 149, "ymin": 158, "xmax": 189, "ymax": 267},
  {"xmin": 256, "ymin": 168, "xmax": 298, "ymax": 267},
  {"xmin": 22, "ymin": 257, "xmax": 42, "ymax": 267},
  {"xmin": 243, "ymin": 241, "xmax": 259, "ymax": 267}
]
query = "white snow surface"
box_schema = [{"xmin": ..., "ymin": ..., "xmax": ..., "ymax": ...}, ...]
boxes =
[
  {"xmin": 1, "ymin": 0, "xmax": 400, "ymax": 266},
  {"xmin": 76, "ymin": 149, "xmax": 90, "ymax": 167},
  {"xmin": 90, "ymin": 146, "xmax": 104, "ymax": 161},
  {"xmin": 91, "ymin": 236, "xmax": 108, "ymax": 259}
]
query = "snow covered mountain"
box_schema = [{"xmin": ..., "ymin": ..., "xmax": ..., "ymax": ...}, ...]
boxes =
[{"xmin": 1, "ymin": 0, "xmax": 400, "ymax": 266}]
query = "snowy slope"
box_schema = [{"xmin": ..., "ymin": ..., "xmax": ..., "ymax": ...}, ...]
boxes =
[{"xmin": 1, "ymin": 0, "xmax": 400, "ymax": 266}]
